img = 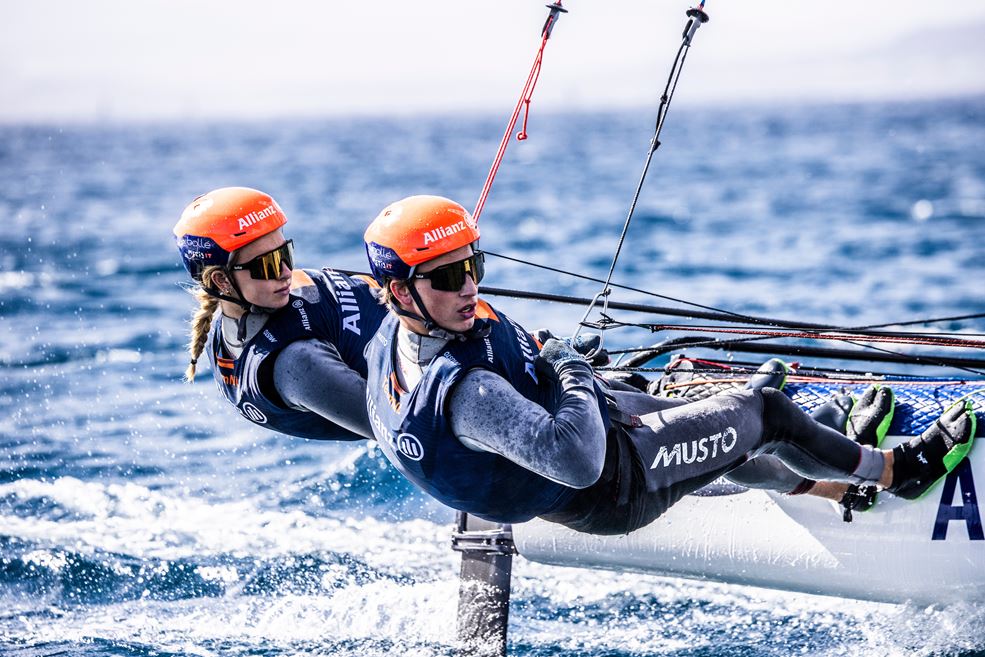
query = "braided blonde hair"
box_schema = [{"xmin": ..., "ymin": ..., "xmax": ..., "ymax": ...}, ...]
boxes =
[{"xmin": 184, "ymin": 266, "xmax": 225, "ymax": 382}]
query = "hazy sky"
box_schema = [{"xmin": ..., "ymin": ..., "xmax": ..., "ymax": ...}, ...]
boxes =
[{"xmin": 3, "ymin": 1, "xmax": 984, "ymax": 122}]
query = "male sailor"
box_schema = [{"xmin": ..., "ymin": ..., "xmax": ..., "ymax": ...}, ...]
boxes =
[{"xmin": 362, "ymin": 194, "xmax": 977, "ymax": 534}]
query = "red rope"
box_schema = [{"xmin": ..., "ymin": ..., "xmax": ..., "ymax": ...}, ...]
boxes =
[
  {"xmin": 664, "ymin": 374, "xmax": 985, "ymax": 388},
  {"xmin": 473, "ymin": 4, "xmax": 563, "ymax": 222},
  {"xmin": 648, "ymin": 324, "xmax": 985, "ymax": 349}
]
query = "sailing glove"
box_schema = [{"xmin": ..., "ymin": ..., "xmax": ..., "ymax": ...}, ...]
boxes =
[
  {"xmin": 532, "ymin": 329, "xmax": 610, "ymax": 367},
  {"xmin": 571, "ymin": 333, "xmax": 610, "ymax": 366},
  {"xmin": 536, "ymin": 338, "xmax": 592, "ymax": 380}
]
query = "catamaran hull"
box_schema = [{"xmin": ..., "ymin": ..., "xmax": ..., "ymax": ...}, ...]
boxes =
[{"xmin": 514, "ymin": 382, "xmax": 985, "ymax": 605}]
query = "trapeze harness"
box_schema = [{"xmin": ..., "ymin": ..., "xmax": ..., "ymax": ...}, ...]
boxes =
[{"xmin": 208, "ymin": 268, "xmax": 387, "ymax": 441}]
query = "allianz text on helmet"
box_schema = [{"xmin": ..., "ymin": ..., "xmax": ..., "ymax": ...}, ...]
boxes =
[
  {"xmin": 173, "ymin": 187, "xmax": 288, "ymax": 281},
  {"xmin": 363, "ymin": 195, "xmax": 480, "ymax": 284}
]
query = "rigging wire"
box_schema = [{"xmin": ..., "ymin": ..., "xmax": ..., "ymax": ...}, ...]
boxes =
[
  {"xmin": 612, "ymin": 323, "xmax": 985, "ymax": 349},
  {"xmin": 592, "ymin": 321, "xmax": 985, "ymax": 350},
  {"xmin": 474, "ymin": 281, "xmax": 985, "ymax": 375},
  {"xmin": 594, "ymin": 315, "xmax": 985, "ymax": 377},
  {"xmin": 336, "ymin": 262, "xmax": 984, "ymax": 374},
  {"xmin": 339, "ymin": 262, "xmax": 985, "ymax": 337},
  {"xmin": 477, "ymin": 268, "xmax": 985, "ymax": 335},
  {"xmin": 572, "ymin": 1, "xmax": 710, "ymax": 349},
  {"xmin": 459, "ymin": 0, "xmax": 984, "ymax": 378},
  {"xmin": 600, "ymin": 356, "xmax": 973, "ymax": 381}
]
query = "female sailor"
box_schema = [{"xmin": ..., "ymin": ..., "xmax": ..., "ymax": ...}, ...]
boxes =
[
  {"xmin": 173, "ymin": 187, "xmax": 388, "ymax": 440},
  {"xmin": 362, "ymin": 194, "xmax": 978, "ymax": 535}
]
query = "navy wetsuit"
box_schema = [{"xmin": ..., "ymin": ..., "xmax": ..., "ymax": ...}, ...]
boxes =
[{"xmin": 208, "ymin": 268, "xmax": 388, "ymax": 440}]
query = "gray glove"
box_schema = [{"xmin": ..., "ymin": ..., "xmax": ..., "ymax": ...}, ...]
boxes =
[
  {"xmin": 532, "ymin": 329, "xmax": 610, "ymax": 367},
  {"xmin": 571, "ymin": 333, "xmax": 610, "ymax": 367},
  {"xmin": 535, "ymin": 337, "xmax": 591, "ymax": 381}
]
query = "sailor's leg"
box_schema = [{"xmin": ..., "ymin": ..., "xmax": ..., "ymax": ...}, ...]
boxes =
[
  {"xmin": 729, "ymin": 386, "xmax": 897, "ymax": 501},
  {"xmin": 734, "ymin": 386, "xmax": 892, "ymax": 520},
  {"xmin": 755, "ymin": 387, "xmax": 885, "ymax": 483},
  {"xmin": 625, "ymin": 388, "xmax": 884, "ymax": 526},
  {"xmin": 554, "ymin": 386, "xmax": 973, "ymax": 535},
  {"xmin": 752, "ymin": 386, "xmax": 977, "ymax": 501},
  {"xmin": 607, "ymin": 387, "xmax": 690, "ymax": 416},
  {"xmin": 723, "ymin": 455, "xmax": 814, "ymax": 493},
  {"xmin": 724, "ymin": 387, "xmax": 976, "ymax": 502},
  {"xmin": 618, "ymin": 390, "xmax": 777, "ymax": 530},
  {"xmin": 543, "ymin": 392, "xmax": 769, "ymax": 535},
  {"xmin": 723, "ymin": 390, "xmax": 858, "ymax": 495}
]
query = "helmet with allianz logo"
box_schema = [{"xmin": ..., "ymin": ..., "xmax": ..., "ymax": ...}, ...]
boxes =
[
  {"xmin": 173, "ymin": 187, "xmax": 287, "ymax": 281},
  {"xmin": 364, "ymin": 195, "xmax": 480, "ymax": 284}
]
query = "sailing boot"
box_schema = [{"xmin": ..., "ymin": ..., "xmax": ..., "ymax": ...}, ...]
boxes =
[
  {"xmin": 745, "ymin": 358, "xmax": 789, "ymax": 392},
  {"xmin": 810, "ymin": 391, "xmax": 854, "ymax": 433},
  {"xmin": 650, "ymin": 357, "xmax": 695, "ymax": 397},
  {"xmin": 886, "ymin": 399, "xmax": 978, "ymax": 500},
  {"xmin": 846, "ymin": 385, "xmax": 894, "ymax": 448},
  {"xmin": 839, "ymin": 385, "xmax": 895, "ymax": 521}
]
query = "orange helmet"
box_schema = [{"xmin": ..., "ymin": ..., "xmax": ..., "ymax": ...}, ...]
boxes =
[
  {"xmin": 364, "ymin": 195, "xmax": 480, "ymax": 283},
  {"xmin": 173, "ymin": 187, "xmax": 287, "ymax": 281}
]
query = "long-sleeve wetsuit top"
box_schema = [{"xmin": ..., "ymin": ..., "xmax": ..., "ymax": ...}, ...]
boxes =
[
  {"xmin": 395, "ymin": 327, "xmax": 607, "ymax": 488},
  {"xmin": 208, "ymin": 268, "xmax": 387, "ymax": 441},
  {"xmin": 218, "ymin": 313, "xmax": 374, "ymax": 439}
]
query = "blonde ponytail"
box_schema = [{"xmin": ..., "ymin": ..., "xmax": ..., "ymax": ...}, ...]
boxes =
[{"xmin": 184, "ymin": 266, "xmax": 223, "ymax": 382}]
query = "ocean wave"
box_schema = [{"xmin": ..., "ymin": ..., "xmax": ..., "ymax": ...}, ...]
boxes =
[
  {"xmin": 0, "ymin": 477, "xmax": 455, "ymax": 571},
  {"xmin": 0, "ymin": 535, "xmax": 408, "ymax": 606}
]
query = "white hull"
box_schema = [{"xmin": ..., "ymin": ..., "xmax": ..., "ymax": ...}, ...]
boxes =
[{"xmin": 514, "ymin": 435, "xmax": 985, "ymax": 604}]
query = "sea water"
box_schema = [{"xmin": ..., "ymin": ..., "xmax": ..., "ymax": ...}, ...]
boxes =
[{"xmin": 1, "ymin": 97, "xmax": 984, "ymax": 656}]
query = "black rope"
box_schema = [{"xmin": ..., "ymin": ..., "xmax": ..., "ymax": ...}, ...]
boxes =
[
  {"xmin": 478, "ymin": 261, "xmax": 985, "ymax": 335},
  {"xmin": 600, "ymin": 316, "xmax": 985, "ymax": 377},
  {"xmin": 335, "ymin": 267, "xmax": 985, "ymax": 376},
  {"xmin": 483, "ymin": 251, "xmax": 777, "ymax": 326},
  {"xmin": 606, "ymin": 322, "xmax": 985, "ymax": 344},
  {"xmin": 607, "ymin": 338, "xmax": 985, "ymax": 378},
  {"xmin": 598, "ymin": 41, "xmax": 688, "ymax": 293},
  {"xmin": 600, "ymin": 358, "xmax": 945, "ymax": 381}
]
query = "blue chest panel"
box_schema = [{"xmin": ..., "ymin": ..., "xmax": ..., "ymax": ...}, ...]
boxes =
[
  {"xmin": 209, "ymin": 268, "xmax": 387, "ymax": 440},
  {"xmin": 365, "ymin": 310, "xmax": 585, "ymax": 524}
]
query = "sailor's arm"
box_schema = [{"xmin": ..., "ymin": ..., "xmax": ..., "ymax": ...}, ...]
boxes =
[
  {"xmin": 272, "ymin": 339, "xmax": 375, "ymax": 440},
  {"xmin": 447, "ymin": 350, "xmax": 606, "ymax": 488}
]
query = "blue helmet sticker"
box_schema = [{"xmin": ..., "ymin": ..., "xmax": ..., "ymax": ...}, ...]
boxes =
[
  {"xmin": 176, "ymin": 233, "xmax": 231, "ymax": 280},
  {"xmin": 365, "ymin": 241, "xmax": 412, "ymax": 284}
]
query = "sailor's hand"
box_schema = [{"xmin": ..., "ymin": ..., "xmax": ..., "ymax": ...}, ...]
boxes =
[
  {"xmin": 532, "ymin": 330, "xmax": 609, "ymax": 367},
  {"xmin": 570, "ymin": 333, "xmax": 610, "ymax": 367},
  {"xmin": 532, "ymin": 328, "xmax": 556, "ymax": 347},
  {"xmin": 535, "ymin": 338, "xmax": 591, "ymax": 381}
]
